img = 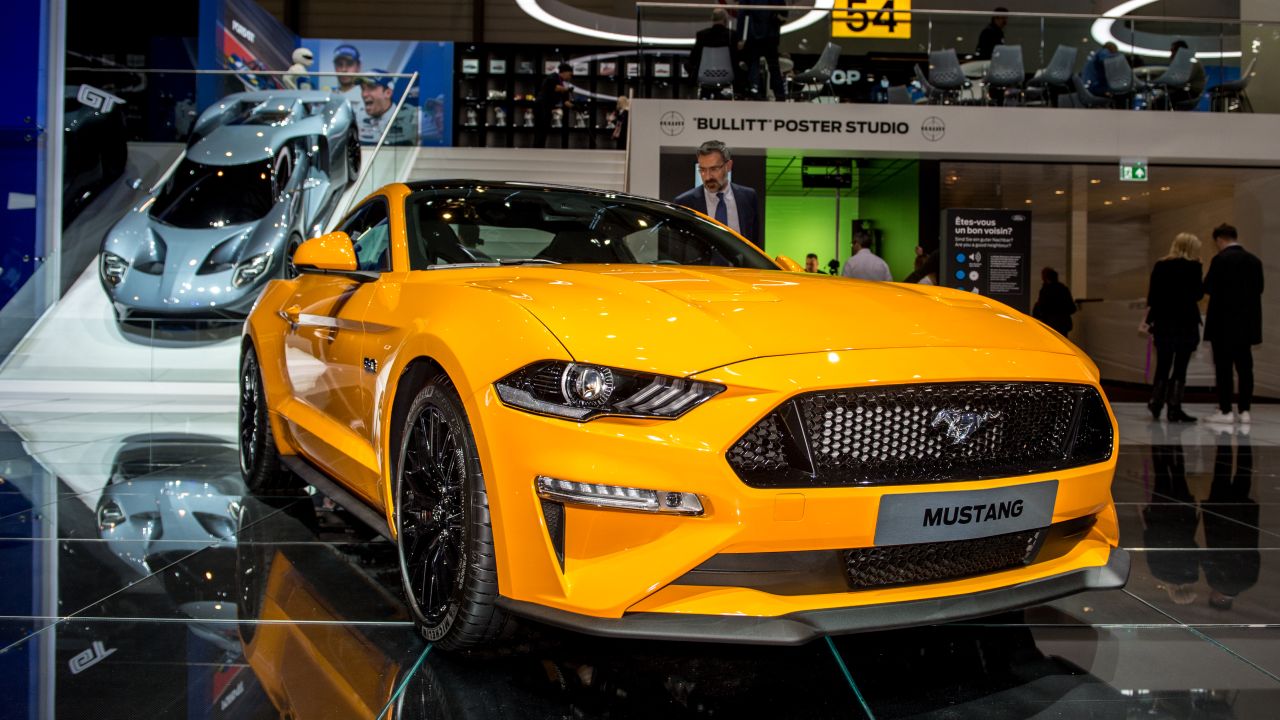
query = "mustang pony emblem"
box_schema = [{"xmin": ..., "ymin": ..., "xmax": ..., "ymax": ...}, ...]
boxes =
[{"xmin": 932, "ymin": 409, "xmax": 1000, "ymax": 444}]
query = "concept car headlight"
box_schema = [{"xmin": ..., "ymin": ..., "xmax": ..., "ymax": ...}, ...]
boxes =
[
  {"xmin": 232, "ymin": 253, "xmax": 270, "ymax": 288},
  {"xmin": 100, "ymin": 252, "xmax": 128, "ymax": 286},
  {"xmin": 495, "ymin": 361, "xmax": 724, "ymax": 421}
]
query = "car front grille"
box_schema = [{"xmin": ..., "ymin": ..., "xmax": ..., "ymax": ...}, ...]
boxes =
[
  {"xmin": 726, "ymin": 382, "xmax": 1113, "ymax": 488},
  {"xmin": 843, "ymin": 528, "xmax": 1043, "ymax": 589}
]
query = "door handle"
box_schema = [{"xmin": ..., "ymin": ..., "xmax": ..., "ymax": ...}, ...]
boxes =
[{"xmin": 281, "ymin": 304, "xmax": 301, "ymax": 329}]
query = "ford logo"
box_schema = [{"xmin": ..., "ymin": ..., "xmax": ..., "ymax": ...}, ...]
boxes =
[{"xmin": 931, "ymin": 409, "xmax": 999, "ymax": 444}]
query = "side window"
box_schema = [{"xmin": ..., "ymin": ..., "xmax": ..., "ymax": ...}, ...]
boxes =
[{"xmin": 341, "ymin": 199, "xmax": 391, "ymax": 272}]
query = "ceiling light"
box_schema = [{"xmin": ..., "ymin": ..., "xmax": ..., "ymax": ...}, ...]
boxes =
[
  {"xmin": 1090, "ymin": 179, "xmax": 1101, "ymax": 184},
  {"xmin": 1160, "ymin": 185, "xmax": 1171, "ymax": 191},
  {"xmin": 1024, "ymin": 199, "xmax": 1032, "ymax": 204},
  {"xmin": 1092, "ymin": 0, "xmax": 1240, "ymax": 59},
  {"xmin": 1121, "ymin": 196, "xmax": 1129, "ymax": 201},
  {"xmin": 1054, "ymin": 189, "xmax": 1065, "ymax": 195},
  {"xmin": 514, "ymin": 0, "xmax": 835, "ymax": 45},
  {"xmin": 1104, "ymin": 200, "xmax": 1114, "ymax": 205}
]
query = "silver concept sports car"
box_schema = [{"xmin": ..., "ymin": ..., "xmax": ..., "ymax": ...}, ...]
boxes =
[{"xmin": 99, "ymin": 90, "xmax": 360, "ymax": 320}]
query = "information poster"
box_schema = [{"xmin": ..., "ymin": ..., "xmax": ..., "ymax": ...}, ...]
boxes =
[{"xmin": 942, "ymin": 209, "xmax": 1031, "ymax": 314}]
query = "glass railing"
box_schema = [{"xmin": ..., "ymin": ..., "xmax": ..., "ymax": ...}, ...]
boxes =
[
  {"xmin": 0, "ymin": 68, "xmax": 416, "ymax": 380},
  {"xmin": 630, "ymin": 3, "xmax": 1267, "ymax": 112}
]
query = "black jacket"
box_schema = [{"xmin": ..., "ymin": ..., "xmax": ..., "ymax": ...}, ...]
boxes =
[
  {"xmin": 672, "ymin": 182, "xmax": 761, "ymax": 246},
  {"xmin": 738, "ymin": 0, "xmax": 784, "ymax": 43},
  {"xmin": 1203, "ymin": 244, "xmax": 1264, "ymax": 345},
  {"xmin": 1146, "ymin": 257, "xmax": 1204, "ymax": 345},
  {"xmin": 689, "ymin": 24, "xmax": 737, "ymax": 81}
]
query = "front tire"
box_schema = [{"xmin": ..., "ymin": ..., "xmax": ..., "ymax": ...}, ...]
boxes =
[
  {"xmin": 395, "ymin": 374, "xmax": 511, "ymax": 650},
  {"xmin": 239, "ymin": 346, "xmax": 294, "ymax": 492}
]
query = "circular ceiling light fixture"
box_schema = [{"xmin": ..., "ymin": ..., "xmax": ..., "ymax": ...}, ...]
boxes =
[
  {"xmin": 1091, "ymin": 0, "xmax": 1240, "ymax": 59},
  {"xmin": 515, "ymin": 0, "xmax": 836, "ymax": 46}
]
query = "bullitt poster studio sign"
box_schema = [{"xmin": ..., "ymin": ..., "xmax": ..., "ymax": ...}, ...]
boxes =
[{"xmin": 658, "ymin": 110, "xmax": 937, "ymax": 140}]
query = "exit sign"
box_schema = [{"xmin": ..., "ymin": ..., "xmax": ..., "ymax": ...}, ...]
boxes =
[{"xmin": 1120, "ymin": 161, "xmax": 1148, "ymax": 182}]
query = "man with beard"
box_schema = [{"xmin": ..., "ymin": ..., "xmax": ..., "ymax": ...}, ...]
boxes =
[{"xmin": 673, "ymin": 140, "xmax": 761, "ymax": 246}]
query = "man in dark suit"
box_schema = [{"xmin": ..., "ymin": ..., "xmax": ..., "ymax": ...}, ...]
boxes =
[
  {"xmin": 689, "ymin": 9, "xmax": 737, "ymax": 98},
  {"xmin": 673, "ymin": 140, "xmax": 761, "ymax": 246},
  {"xmin": 1202, "ymin": 223, "xmax": 1264, "ymax": 424}
]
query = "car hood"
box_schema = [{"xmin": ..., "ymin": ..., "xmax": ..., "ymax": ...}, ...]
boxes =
[{"xmin": 465, "ymin": 265, "xmax": 1074, "ymax": 376}]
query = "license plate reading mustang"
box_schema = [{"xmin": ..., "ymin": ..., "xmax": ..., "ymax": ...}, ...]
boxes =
[{"xmin": 873, "ymin": 481, "xmax": 1058, "ymax": 546}]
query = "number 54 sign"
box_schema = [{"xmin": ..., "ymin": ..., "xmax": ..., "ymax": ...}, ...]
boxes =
[{"xmin": 833, "ymin": 0, "xmax": 911, "ymax": 39}]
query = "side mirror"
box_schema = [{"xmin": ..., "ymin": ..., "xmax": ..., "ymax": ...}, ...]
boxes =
[
  {"xmin": 774, "ymin": 255, "xmax": 804, "ymax": 272},
  {"xmin": 293, "ymin": 232, "xmax": 377, "ymax": 282}
]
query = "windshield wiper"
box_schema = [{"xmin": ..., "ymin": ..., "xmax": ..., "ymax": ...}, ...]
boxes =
[{"xmin": 498, "ymin": 258, "xmax": 561, "ymax": 265}]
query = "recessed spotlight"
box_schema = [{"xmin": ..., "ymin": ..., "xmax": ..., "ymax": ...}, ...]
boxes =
[
  {"xmin": 1024, "ymin": 199, "xmax": 1032, "ymax": 204},
  {"xmin": 1090, "ymin": 179, "xmax": 1101, "ymax": 184},
  {"xmin": 1121, "ymin": 196, "xmax": 1129, "ymax": 201},
  {"xmin": 1160, "ymin": 185, "xmax": 1171, "ymax": 191},
  {"xmin": 1054, "ymin": 189, "xmax": 1066, "ymax": 195},
  {"xmin": 1104, "ymin": 200, "xmax": 1113, "ymax": 205}
]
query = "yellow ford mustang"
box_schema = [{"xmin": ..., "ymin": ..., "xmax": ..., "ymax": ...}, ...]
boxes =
[{"xmin": 239, "ymin": 181, "xmax": 1127, "ymax": 650}]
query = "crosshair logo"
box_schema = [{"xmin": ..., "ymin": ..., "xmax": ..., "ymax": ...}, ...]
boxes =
[
  {"xmin": 921, "ymin": 116, "xmax": 946, "ymax": 141},
  {"xmin": 659, "ymin": 111, "xmax": 685, "ymax": 136}
]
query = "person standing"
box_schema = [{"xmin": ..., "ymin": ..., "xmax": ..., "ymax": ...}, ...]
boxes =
[
  {"xmin": 1144, "ymin": 233, "xmax": 1205, "ymax": 422},
  {"xmin": 840, "ymin": 231, "xmax": 892, "ymax": 281},
  {"xmin": 1202, "ymin": 223, "xmax": 1264, "ymax": 424},
  {"xmin": 535, "ymin": 63, "xmax": 575, "ymax": 149},
  {"xmin": 673, "ymin": 140, "xmax": 761, "ymax": 246},
  {"xmin": 1031, "ymin": 267, "xmax": 1076, "ymax": 336},
  {"xmin": 974, "ymin": 7, "xmax": 1008, "ymax": 61},
  {"xmin": 737, "ymin": 0, "xmax": 787, "ymax": 101}
]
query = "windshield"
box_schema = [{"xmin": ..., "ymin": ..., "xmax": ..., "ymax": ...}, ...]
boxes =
[
  {"xmin": 150, "ymin": 158, "xmax": 276, "ymax": 229},
  {"xmin": 404, "ymin": 187, "xmax": 778, "ymax": 270}
]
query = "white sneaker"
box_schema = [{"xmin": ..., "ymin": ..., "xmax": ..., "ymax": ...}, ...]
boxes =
[
  {"xmin": 1238, "ymin": 411, "xmax": 1251, "ymax": 424},
  {"xmin": 1203, "ymin": 410, "xmax": 1235, "ymax": 424}
]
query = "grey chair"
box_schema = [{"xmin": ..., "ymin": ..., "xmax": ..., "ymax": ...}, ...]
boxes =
[
  {"xmin": 984, "ymin": 44, "xmax": 1025, "ymax": 105},
  {"xmin": 928, "ymin": 49, "xmax": 970, "ymax": 104},
  {"xmin": 1147, "ymin": 47, "xmax": 1194, "ymax": 109},
  {"xmin": 886, "ymin": 85, "xmax": 913, "ymax": 104},
  {"xmin": 1027, "ymin": 45, "xmax": 1078, "ymax": 106},
  {"xmin": 1072, "ymin": 74, "xmax": 1111, "ymax": 108},
  {"xmin": 697, "ymin": 46, "xmax": 735, "ymax": 100},
  {"xmin": 1208, "ymin": 56, "xmax": 1257, "ymax": 112},
  {"xmin": 914, "ymin": 63, "xmax": 941, "ymax": 104},
  {"xmin": 789, "ymin": 42, "xmax": 842, "ymax": 101},
  {"xmin": 1102, "ymin": 54, "xmax": 1136, "ymax": 108}
]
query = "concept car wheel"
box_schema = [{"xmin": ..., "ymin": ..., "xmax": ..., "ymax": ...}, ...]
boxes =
[
  {"xmin": 238, "ymin": 346, "xmax": 294, "ymax": 492},
  {"xmin": 395, "ymin": 374, "xmax": 511, "ymax": 650}
]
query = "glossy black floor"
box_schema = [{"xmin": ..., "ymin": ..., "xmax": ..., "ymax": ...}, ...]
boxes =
[{"xmin": 3, "ymin": 397, "xmax": 1280, "ymax": 719}]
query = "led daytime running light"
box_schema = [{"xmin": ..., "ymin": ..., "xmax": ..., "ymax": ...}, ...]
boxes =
[{"xmin": 536, "ymin": 475, "xmax": 704, "ymax": 515}]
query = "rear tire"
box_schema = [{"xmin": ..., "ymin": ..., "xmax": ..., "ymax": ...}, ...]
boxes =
[
  {"xmin": 395, "ymin": 374, "xmax": 511, "ymax": 650},
  {"xmin": 239, "ymin": 346, "xmax": 295, "ymax": 493}
]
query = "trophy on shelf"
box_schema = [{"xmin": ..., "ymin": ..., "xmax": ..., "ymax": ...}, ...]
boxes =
[
  {"xmin": 550, "ymin": 108, "xmax": 563, "ymax": 128},
  {"xmin": 486, "ymin": 89, "xmax": 507, "ymax": 100},
  {"xmin": 464, "ymin": 107, "xmax": 478, "ymax": 126},
  {"xmin": 522, "ymin": 108, "xmax": 535, "ymax": 127},
  {"xmin": 574, "ymin": 110, "xmax": 589, "ymax": 128},
  {"xmin": 493, "ymin": 106, "xmax": 508, "ymax": 127},
  {"xmin": 517, "ymin": 60, "xmax": 535, "ymax": 75}
]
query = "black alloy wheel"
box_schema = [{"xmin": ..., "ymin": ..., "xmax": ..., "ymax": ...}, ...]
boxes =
[
  {"xmin": 239, "ymin": 346, "xmax": 292, "ymax": 492},
  {"xmin": 396, "ymin": 375, "xmax": 511, "ymax": 649}
]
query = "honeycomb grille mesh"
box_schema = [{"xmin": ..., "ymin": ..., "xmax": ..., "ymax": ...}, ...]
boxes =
[
  {"xmin": 844, "ymin": 529, "xmax": 1043, "ymax": 589},
  {"xmin": 727, "ymin": 382, "xmax": 1112, "ymax": 488}
]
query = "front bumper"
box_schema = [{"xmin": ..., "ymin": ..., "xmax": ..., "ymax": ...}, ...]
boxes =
[
  {"xmin": 497, "ymin": 547, "xmax": 1130, "ymax": 645},
  {"xmin": 470, "ymin": 346, "xmax": 1121, "ymax": 623}
]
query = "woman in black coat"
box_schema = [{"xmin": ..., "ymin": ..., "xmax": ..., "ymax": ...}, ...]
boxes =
[{"xmin": 1145, "ymin": 232, "xmax": 1205, "ymax": 421}]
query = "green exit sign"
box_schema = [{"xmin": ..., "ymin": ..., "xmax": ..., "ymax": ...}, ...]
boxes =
[{"xmin": 1120, "ymin": 161, "xmax": 1148, "ymax": 182}]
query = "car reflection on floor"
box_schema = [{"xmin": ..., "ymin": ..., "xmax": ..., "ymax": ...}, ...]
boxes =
[{"xmin": 8, "ymin": 412, "xmax": 1280, "ymax": 718}]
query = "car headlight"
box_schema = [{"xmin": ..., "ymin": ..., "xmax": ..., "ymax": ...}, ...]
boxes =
[
  {"xmin": 231, "ymin": 253, "xmax": 270, "ymax": 288},
  {"xmin": 100, "ymin": 252, "xmax": 128, "ymax": 286},
  {"xmin": 495, "ymin": 361, "xmax": 724, "ymax": 421}
]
